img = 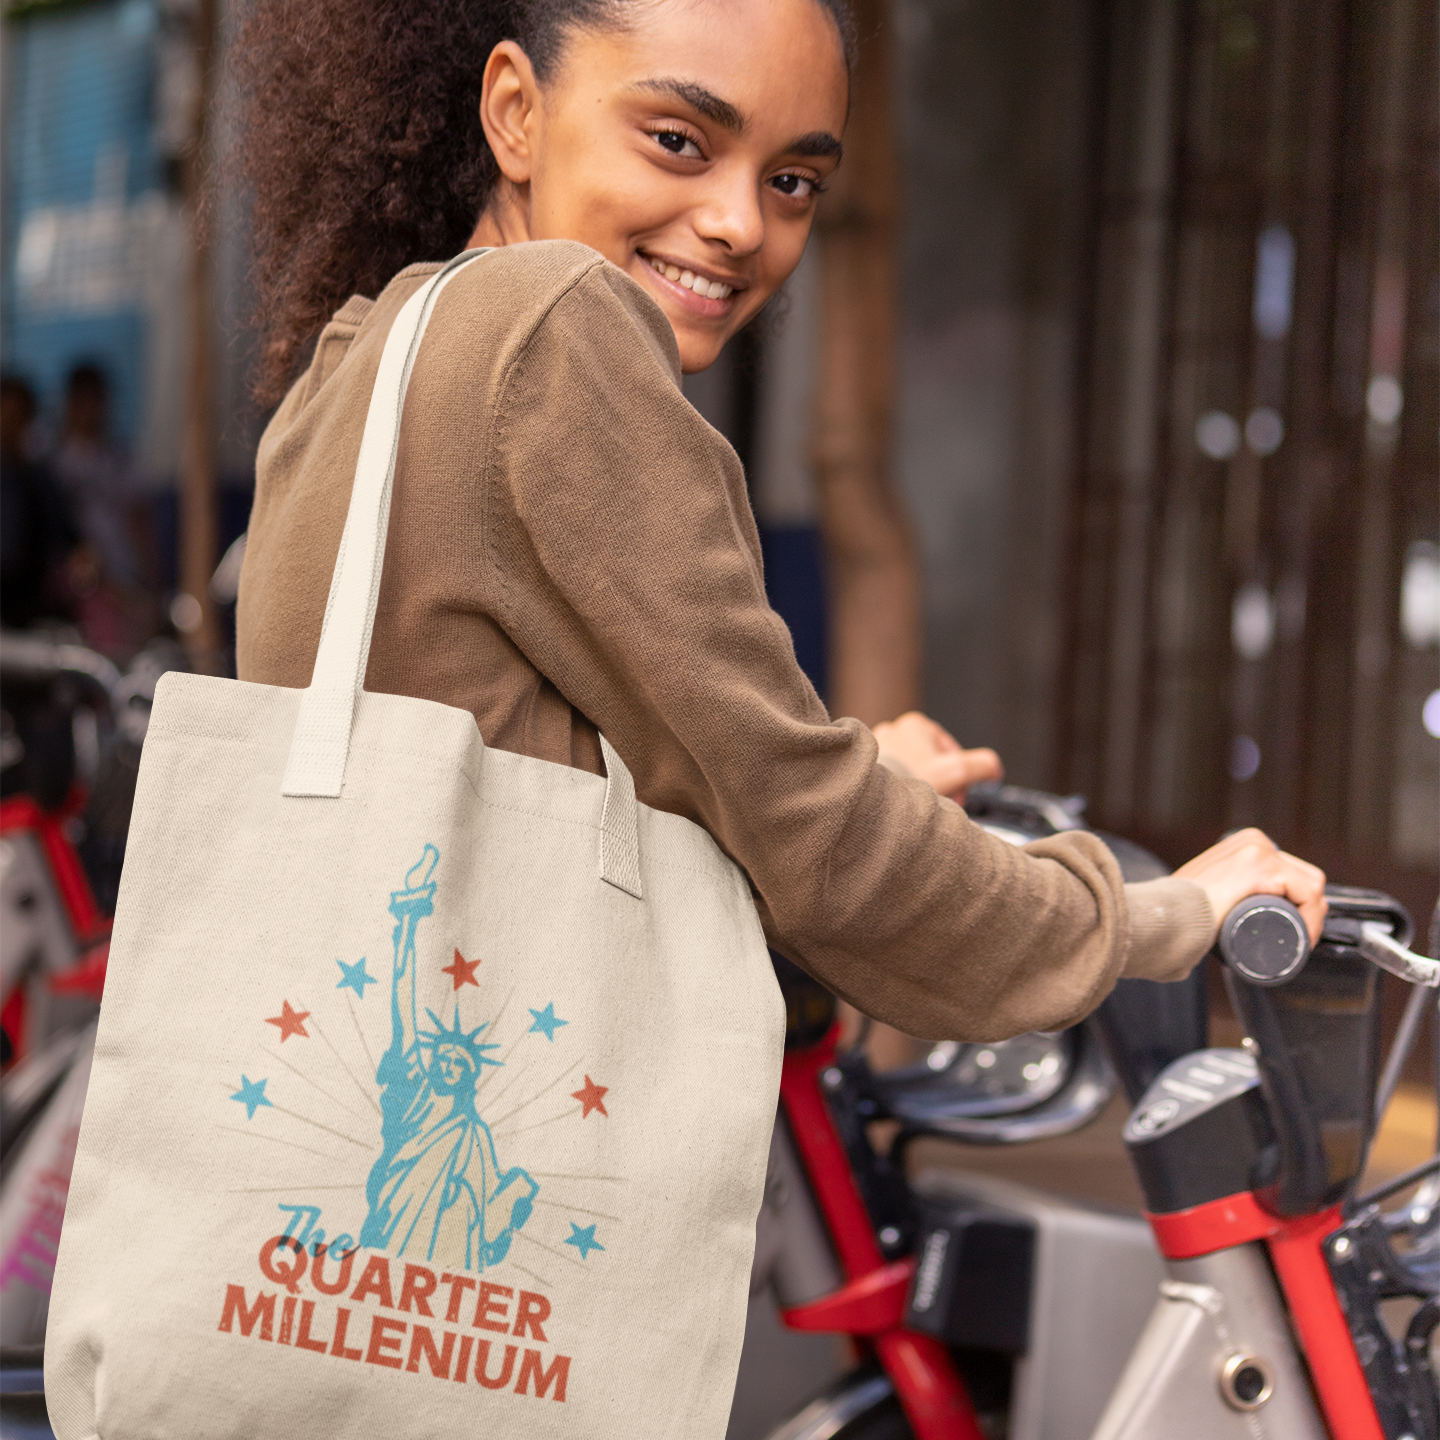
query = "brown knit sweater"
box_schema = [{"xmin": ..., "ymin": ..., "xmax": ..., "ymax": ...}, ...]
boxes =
[{"xmin": 237, "ymin": 241, "xmax": 1213, "ymax": 1041}]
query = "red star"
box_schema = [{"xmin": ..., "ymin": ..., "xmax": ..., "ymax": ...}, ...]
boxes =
[
  {"xmin": 572, "ymin": 1075, "xmax": 609, "ymax": 1119},
  {"xmin": 265, "ymin": 1000, "xmax": 310, "ymax": 1042},
  {"xmin": 442, "ymin": 948, "xmax": 481, "ymax": 990}
]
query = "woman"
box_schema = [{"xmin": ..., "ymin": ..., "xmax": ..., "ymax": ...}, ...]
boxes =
[{"xmin": 234, "ymin": 0, "xmax": 1325, "ymax": 1045}]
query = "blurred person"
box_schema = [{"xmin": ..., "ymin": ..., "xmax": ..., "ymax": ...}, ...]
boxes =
[
  {"xmin": 234, "ymin": 0, "xmax": 1326, "ymax": 1059},
  {"xmin": 0, "ymin": 374, "xmax": 77, "ymax": 629},
  {"xmin": 53, "ymin": 364, "xmax": 139, "ymax": 590},
  {"xmin": 51, "ymin": 363, "xmax": 157, "ymax": 657},
  {"xmin": 1, "ymin": 375, "xmax": 81, "ymax": 808}
]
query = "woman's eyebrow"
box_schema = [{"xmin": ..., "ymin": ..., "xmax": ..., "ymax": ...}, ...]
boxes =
[
  {"xmin": 788, "ymin": 131, "xmax": 843, "ymax": 161},
  {"xmin": 629, "ymin": 79, "xmax": 842, "ymax": 164},
  {"xmin": 631, "ymin": 77, "xmax": 747, "ymax": 133}
]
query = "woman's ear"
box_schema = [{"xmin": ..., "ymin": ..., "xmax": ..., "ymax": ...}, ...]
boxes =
[{"xmin": 480, "ymin": 40, "xmax": 542, "ymax": 185}]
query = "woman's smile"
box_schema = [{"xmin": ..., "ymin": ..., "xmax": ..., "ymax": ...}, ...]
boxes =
[{"xmin": 638, "ymin": 251, "xmax": 742, "ymax": 317}]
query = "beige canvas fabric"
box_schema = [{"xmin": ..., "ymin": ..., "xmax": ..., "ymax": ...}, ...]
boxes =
[{"xmin": 46, "ymin": 252, "xmax": 784, "ymax": 1440}]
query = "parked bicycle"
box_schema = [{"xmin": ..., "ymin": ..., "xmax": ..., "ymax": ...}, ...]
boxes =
[
  {"xmin": 0, "ymin": 631, "xmax": 178, "ymax": 1389},
  {"xmin": 750, "ymin": 783, "xmax": 1438, "ymax": 1440}
]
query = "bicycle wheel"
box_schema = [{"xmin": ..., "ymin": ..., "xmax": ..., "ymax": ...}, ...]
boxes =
[
  {"xmin": 761, "ymin": 1367, "xmax": 914, "ymax": 1440},
  {"xmin": 832, "ymin": 1395, "xmax": 913, "ymax": 1439}
]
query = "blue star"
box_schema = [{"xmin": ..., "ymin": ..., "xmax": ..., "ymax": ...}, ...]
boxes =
[
  {"xmin": 528, "ymin": 1002, "xmax": 568, "ymax": 1042},
  {"xmin": 563, "ymin": 1222, "xmax": 604, "ymax": 1260},
  {"xmin": 336, "ymin": 957, "xmax": 375, "ymax": 998},
  {"xmin": 231, "ymin": 1075, "xmax": 273, "ymax": 1120}
]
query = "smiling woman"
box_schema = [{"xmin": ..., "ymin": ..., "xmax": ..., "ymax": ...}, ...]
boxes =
[
  {"xmin": 232, "ymin": 0, "xmax": 1320, "ymax": 1154},
  {"xmin": 233, "ymin": 0, "xmax": 854, "ymax": 395}
]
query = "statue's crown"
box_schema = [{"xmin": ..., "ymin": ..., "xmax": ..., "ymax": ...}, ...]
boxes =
[{"xmin": 417, "ymin": 1004, "xmax": 502, "ymax": 1069}]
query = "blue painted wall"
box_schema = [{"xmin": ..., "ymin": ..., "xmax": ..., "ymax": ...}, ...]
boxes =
[{"xmin": 2, "ymin": 0, "xmax": 163, "ymax": 443}]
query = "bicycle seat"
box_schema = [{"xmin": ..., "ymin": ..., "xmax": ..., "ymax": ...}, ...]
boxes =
[
  {"xmin": 866, "ymin": 1019, "xmax": 1116, "ymax": 1144},
  {"xmin": 963, "ymin": 780, "xmax": 1087, "ymax": 837},
  {"xmin": 867, "ymin": 1030, "xmax": 1071, "ymax": 1119}
]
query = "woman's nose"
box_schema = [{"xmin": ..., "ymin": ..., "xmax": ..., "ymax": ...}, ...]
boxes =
[{"xmin": 692, "ymin": 162, "xmax": 766, "ymax": 257}]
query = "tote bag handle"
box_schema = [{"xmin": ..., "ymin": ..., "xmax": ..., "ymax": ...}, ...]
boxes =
[{"xmin": 280, "ymin": 250, "xmax": 643, "ymax": 899}]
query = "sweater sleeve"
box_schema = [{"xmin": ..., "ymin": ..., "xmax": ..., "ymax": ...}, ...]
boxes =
[
  {"xmin": 481, "ymin": 257, "xmax": 1210, "ymax": 1040},
  {"xmin": 1123, "ymin": 878, "xmax": 1215, "ymax": 980}
]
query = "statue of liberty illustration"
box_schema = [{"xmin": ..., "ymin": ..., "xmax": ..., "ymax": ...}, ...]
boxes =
[{"xmin": 359, "ymin": 845, "xmax": 538, "ymax": 1270}]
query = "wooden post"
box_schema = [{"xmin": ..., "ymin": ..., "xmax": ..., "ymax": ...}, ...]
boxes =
[
  {"xmin": 815, "ymin": 3, "xmax": 926, "ymax": 1069},
  {"xmin": 177, "ymin": 0, "xmax": 223, "ymax": 673},
  {"xmin": 1061, "ymin": 0, "xmax": 1183, "ymax": 818},
  {"xmin": 812, "ymin": 0, "xmax": 920, "ymax": 728}
]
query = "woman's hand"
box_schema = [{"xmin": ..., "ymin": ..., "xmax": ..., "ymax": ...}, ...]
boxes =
[
  {"xmin": 872, "ymin": 711, "xmax": 1003, "ymax": 804},
  {"xmin": 1173, "ymin": 827, "xmax": 1328, "ymax": 944}
]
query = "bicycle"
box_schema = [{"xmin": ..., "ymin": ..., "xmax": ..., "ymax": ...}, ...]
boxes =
[
  {"xmin": 749, "ymin": 783, "xmax": 1438, "ymax": 1440},
  {"xmin": 0, "ymin": 631, "xmax": 174, "ymax": 1366}
]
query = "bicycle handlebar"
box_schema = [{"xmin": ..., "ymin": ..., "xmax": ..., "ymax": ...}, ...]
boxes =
[
  {"xmin": 1218, "ymin": 891, "xmax": 1437, "ymax": 989},
  {"xmin": 1218, "ymin": 894, "xmax": 1310, "ymax": 985},
  {"xmin": 1215, "ymin": 886, "xmax": 1428, "ymax": 1215},
  {"xmin": 1357, "ymin": 923, "xmax": 1440, "ymax": 988},
  {"xmin": 0, "ymin": 630, "xmax": 122, "ymax": 702}
]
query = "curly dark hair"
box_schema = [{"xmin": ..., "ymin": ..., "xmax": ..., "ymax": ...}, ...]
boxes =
[{"xmin": 231, "ymin": 0, "xmax": 856, "ymax": 404}]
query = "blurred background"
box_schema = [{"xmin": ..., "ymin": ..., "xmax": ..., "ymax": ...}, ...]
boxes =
[
  {"xmin": 3, "ymin": 0, "xmax": 1434, "ymax": 905},
  {"xmin": 2, "ymin": 0, "xmax": 256, "ymax": 665},
  {"xmin": 690, "ymin": 0, "xmax": 1439, "ymax": 925}
]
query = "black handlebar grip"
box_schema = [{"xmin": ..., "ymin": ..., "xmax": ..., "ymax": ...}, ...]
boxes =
[{"xmin": 1219, "ymin": 895, "xmax": 1310, "ymax": 986}]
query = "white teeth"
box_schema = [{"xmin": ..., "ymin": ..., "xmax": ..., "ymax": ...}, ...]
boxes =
[{"xmin": 647, "ymin": 257, "xmax": 731, "ymax": 300}]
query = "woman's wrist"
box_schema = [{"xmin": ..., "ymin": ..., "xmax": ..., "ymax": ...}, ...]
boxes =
[{"xmin": 1122, "ymin": 878, "xmax": 1216, "ymax": 981}]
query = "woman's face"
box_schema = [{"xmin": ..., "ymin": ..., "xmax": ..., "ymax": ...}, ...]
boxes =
[{"xmin": 475, "ymin": 0, "xmax": 849, "ymax": 372}]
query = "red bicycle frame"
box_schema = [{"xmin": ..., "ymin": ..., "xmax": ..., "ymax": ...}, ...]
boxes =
[
  {"xmin": 776, "ymin": 1027, "xmax": 986, "ymax": 1440},
  {"xmin": 1148, "ymin": 1192, "xmax": 1386, "ymax": 1440},
  {"xmin": 1, "ymin": 791, "xmax": 110, "ymax": 1064},
  {"xmin": 775, "ymin": 1023, "xmax": 1392, "ymax": 1440}
]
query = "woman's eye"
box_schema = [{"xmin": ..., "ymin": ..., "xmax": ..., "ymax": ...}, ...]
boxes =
[
  {"xmin": 653, "ymin": 128, "xmax": 702, "ymax": 160},
  {"xmin": 770, "ymin": 173, "xmax": 818, "ymax": 200}
]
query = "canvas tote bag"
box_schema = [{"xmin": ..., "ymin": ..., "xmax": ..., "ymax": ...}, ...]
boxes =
[{"xmin": 46, "ymin": 249, "xmax": 786, "ymax": 1440}]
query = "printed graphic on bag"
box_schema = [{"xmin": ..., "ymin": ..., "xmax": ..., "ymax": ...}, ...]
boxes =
[{"xmin": 218, "ymin": 845, "xmax": 617, "ymax": 1401}]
